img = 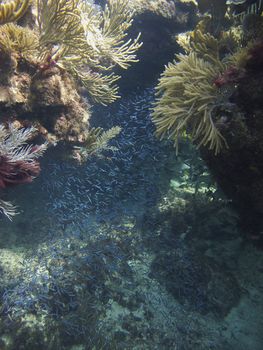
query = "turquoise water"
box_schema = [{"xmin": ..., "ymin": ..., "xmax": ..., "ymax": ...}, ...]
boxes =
[{"xmin": 0, "ymin": 89, "xmax": 263, "ymax": 349}]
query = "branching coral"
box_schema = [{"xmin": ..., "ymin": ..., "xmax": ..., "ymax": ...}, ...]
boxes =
[
  {"xmin": 35, "ymin": 0, "xmax": 142, "ymax": 104},
  {"xmin": 69, "ymin": 67, "xmax": 120, "ymax": 105},
  {"xmin": 73, "ymin": 126, "xmax": 121, "ymax": 163},
  {"xmin": 189, "ymin": 30, "xmax": 220, "ymax": 59},
  {"xmin": 90, "ymin": 0, "xmax": 141, "ymax": 69},
  {"xmin": 152, "ymin": 52, "xmax": 229, "ymax": 154},
  {"xmin": 0, "ymin": 123, "xmax": 47, "ymax": 219},
  {"xmin": 0, "ymin": 23, "xmax": 38, "ymax": 58},
  {"xmin": 36, "ymin": 0, "xmax": 85, "ymax": 60},
  {"xmin": 0, "ymin": 0, "xmax": 31, "ymax": 25},
  {"xmin": 0, "ymin": 1, "xmax": 141, "ymax": 105}
]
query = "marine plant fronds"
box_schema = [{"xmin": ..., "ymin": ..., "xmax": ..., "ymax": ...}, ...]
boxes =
[
  {"xmin": 73, "ymin": 126, "xmax": 121, "ymax": 163},
  {"xmin": 0, "ymin": 199, "xmax": 17, "ymax": 220},
  {"xmin": 93, "ymin": 0, "xmax": 142, "ymax": 69},
  {"xmin": 36, "ymin": 0, "xmax": 142, "ymax": 104},
  {"xmin": 69, "ymin": 67, "xmax": 120, "ymax": 105},
  {"xmin": 0, "ymin": 0, "xmax": 31, "ymax": 25},
  {"xmin": 0, "ymin": 123, "xmax": 47, "ymax": 220},
  {"xmin": 152, "ymin": 52, "xmax": 229, "ymax": 154},
  {"xmin": 0, "ymin": 23, "xmax": 38, "ymax": 58}
]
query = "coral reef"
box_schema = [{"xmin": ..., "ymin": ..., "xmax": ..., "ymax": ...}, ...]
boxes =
[
  {"xmin": 151, "ymin": 6, "xmax": 263, "ymax": 241},
  {"xmin": 0, "ymin": 23, "xmax": 38, "ymax": 59},
  {"xmin": 0, "ymin": 2, "xmax": 263, "ymax": 349},
  {"xmin": 152, "ymin": 26, "xmax": 243, "ymax": 154},
  {"xmin": 0, "ymin": 0, "xmax": 141, "ymax": 143},
  {"xmin": 200, "ymin": 38, "xmax": 263, "ymax": 242},
  {"xmin": 36, "ymin": 0, "xmax": 142, "ymax": 104},
  {"xmin": 0, "ymin": 88, "xmax": 263, "ymax": 350},
  {"xmin": 152, "ymin": 51, "xmax": 229, "ymax": 154},
  {"xmin": 29, "ymin": 66, "xmax": 90, "ymax": 143},
  {"xmin": 125, "ymin": 0, "xmax": 197, "ymax": 18}
]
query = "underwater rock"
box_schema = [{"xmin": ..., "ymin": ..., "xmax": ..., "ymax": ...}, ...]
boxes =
[
  {"xmin": 200, "ymin": 43, "xmax": 263, "ymax": 245},
  {"xmin": 197, "ymin": 0, "xmax": 227, "ymax": 15},
  {"xmin": 149, "ymin": 5, "xmax": 263, "ymax": 244},
  {"xmin": 0, "ymin": 60, "xmax": 91, "ymax": 144},
  {"xmin": 115, "ymin": 0, "xmax": 198, "ymax": 92},
  {"xmin": 150, "ymin": 246, "xmax": 241, "ymax": 317},
  {"xmin": 30, "ymin": 67, "xmax": 90, "ymax": 143}
]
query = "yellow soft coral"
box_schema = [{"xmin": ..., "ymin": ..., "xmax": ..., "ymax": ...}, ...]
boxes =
[
  {"xmin": 152, "ymin": 20, "xmax": 249, "ymax": 154},
  {"xmin": 0, "ymin": 23, "xmax": 38, "ymax": 58},
  {"xmin": 152, "ymin": 52, "xmax": 228, "ymax": 154},
  {"xmin": 36, "ymin": 0, "xmax": 142, "ymax": 104},
  {"xmin": 0, "ymin": 0, "xmax": 30, "ymax": 25}
]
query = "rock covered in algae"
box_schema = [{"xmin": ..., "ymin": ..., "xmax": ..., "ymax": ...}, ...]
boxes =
[
  {"xmin": 111, "ymin": 0, "xmax": 199, "ymax": 91},
  {"xmin": 0, "ymin": 59, "xmax": 91, "ymax": 144}
]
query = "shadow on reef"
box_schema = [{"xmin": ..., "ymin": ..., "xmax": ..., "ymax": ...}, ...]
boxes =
[
  {"xmin": 201, "ymin": 42, "xmax": 263, "ymax": 247},
  {"xmin": 138, "ymin": 149, "xmax": 243, "ymax": 319},
  {"xmin": 116, "ymin": 1, "xmax": 198, "ymax": 93},
  {"xmin": 150, "ymin": 243, "xmax": 241, "ymax": 317}
]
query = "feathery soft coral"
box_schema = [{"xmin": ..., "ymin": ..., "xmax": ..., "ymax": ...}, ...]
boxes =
[{"xmin": 0, "ymin": 123, "xmax": 47, "ymax": 219}]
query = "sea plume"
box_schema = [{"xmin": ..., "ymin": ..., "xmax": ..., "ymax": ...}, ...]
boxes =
[{"xmin": 0, "ymin": 123, "xmax": 47, "ymax": 219}]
